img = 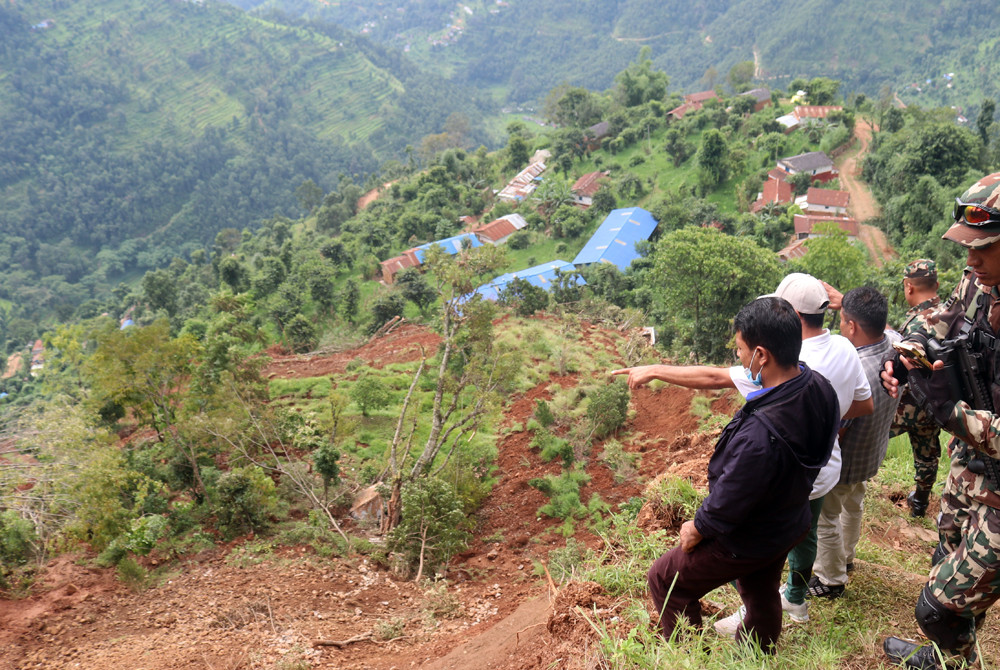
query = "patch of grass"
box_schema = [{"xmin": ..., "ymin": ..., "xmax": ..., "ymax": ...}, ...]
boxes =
[
  {"xmin": 116, "ymin": 556, "xmax": 150, "ymax": 593},
  {"xmin": 374, "ymin": 617, "xmax": 407, "ymax": 641},
  {"xmin": 599, "ymin": 438, "xmax": 639, "ymax": 484}
]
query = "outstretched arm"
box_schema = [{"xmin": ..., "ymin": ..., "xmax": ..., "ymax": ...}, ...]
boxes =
[{"xmin": 609, "ymin": 364, "xmax": 736, "ymax": 391}]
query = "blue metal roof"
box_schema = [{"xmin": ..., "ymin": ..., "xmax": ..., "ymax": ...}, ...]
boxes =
[
  {"xmin": 571, "ymin": 207, "xmax": 658, "ymax": 269},
  {"xmin": 473, "ymin": 260, "xmax": 584, "ymax": 302},
  {"xmin": 412, "ymin": 233, "xmax": 483, "ymax": 263}
]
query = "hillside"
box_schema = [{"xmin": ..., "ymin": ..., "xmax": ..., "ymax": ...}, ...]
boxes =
[
  {"xmin": 2, "ymin": 319, "xmax": 995, "ymax": 670},
  {"xmin": 0, "ymin": 0, "xmax": 493, "ymax": 323},
  {"xmin": 236, "ymin": 0, "xmax": 1000, "ymax": 111}
]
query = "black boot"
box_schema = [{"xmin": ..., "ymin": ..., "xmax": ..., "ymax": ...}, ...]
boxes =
[
  {"xmin": 884, "ymin": 637, "xmax": 942, "ymax": 669},
  {"xmin": 908, "ymin": 488, "xmax": 931, "ymax": 517}
]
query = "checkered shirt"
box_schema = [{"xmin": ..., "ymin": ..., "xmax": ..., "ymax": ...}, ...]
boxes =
[{"xmin": 837, "ymin": 332, "xmax": 902, "ymax": 484}]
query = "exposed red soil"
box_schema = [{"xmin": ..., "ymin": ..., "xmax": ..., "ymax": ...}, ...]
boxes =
[{"xmin": 263, "ymin": 323, "xmax": 442, "ymax": 379}]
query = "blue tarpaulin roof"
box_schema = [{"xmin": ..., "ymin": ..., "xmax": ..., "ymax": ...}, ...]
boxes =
[
  {"xmin": 571, "ymin": 207, "xmax": 657, "ymax": 269},
  {"xmin": 473, "ymin": 260, "xmax": 584, "ymax": 302},
  {"xmin": 412, "ymin": 233, "xmax": 483, "ymax": 263}
]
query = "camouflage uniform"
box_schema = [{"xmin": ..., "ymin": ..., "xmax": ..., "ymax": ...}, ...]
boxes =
[
  {"xmin": 891, "ymin": 276, "xmax": 942, "ymax": 495},
  {"xmin": 884, "ymin": 175, "xmax": 1000, "ymax": 669},
  {"xmin": 906, "ymin": 271, "xmax": 1000, "ymax": 663}
]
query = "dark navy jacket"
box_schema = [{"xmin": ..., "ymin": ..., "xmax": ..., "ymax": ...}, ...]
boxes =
[{"xmin": 692, "ymin": 363, "xmax": 840, "ymax": 559}]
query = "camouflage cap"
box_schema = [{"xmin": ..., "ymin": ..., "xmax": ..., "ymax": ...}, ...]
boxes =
[
  {"xmin": 903, "ymin": 259, "xmax": 937, "ymax": 280},
  {"xmin": 942, "ymin": 172, "xmax": 1000, "ymax": 249}
]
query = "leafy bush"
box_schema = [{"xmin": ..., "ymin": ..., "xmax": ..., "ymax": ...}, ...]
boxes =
[
  {"xmin": 214, "ymin": 465, "xmax": 282, "ymax": 538},
  {"xmin": 350, "ymin": 374, "xmax": 392, "ymax": 416},
  {"xmin": 586, "ymin": 381, "xmax": 630, "ymax": 438},
  {"xmin": 284, "ymin": 314, "xmax": 317, "ymax": 353},
  {"xmin": 507, "ymin": 230, "xmax": 530, "ymax": 250},
  {"xmin": 0, "ymin": 510, "xmax": 37, "ymax": 566},
  {"xmin": 388, "ymin": 477, "xmax": 472, "ymax": 579}
]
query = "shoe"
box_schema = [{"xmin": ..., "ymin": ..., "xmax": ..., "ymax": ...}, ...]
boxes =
[
  {"xmin": 907, "ymin": 489, "xmax": 931, "ymax": 517},
  {"xmin": 806, "ymin": 576, "xmax": 845, "ymax": 599},
  {"xmin": 883, "ymin": 636, "xmax": 943, "ymax": 669},
  {"xmin": 779, "ymin": 584, "xmax": 809, "ymax": 622},
  {"xmin": 713, "ymin": 605, "xmax": 745, "ymax": 638},
  {"xmin": 846, "ymin": 562, "xmax": 855, "ymax": 573}
]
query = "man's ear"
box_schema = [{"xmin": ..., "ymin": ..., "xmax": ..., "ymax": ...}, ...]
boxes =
[{"xmin": 756, "ymin": 346, "xmax": 773, "ymax": 368}]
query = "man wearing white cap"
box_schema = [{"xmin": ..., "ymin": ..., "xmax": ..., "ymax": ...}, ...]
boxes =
[{"xmin": 612, "ymin": 272, "xmax": 872, "ymax": 631}]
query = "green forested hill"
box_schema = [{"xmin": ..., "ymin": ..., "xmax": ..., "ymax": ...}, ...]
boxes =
[
  {"xmin": 235, "ymin": 0, "xmax": 1000, "ymax": 110},
  {"xmin": 0, "ymin": 0, "xmax": 493, "ymax": 321}
]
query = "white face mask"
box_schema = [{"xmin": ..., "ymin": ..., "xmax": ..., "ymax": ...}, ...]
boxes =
[{"xmin": 744, "ymin": 348, "xmax": 763, "ymax": 387}]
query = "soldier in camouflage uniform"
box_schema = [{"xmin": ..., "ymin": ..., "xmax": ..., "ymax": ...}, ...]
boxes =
[
  {"xmin": 890, "ymin": 259, "xmax": 943, "ymax": 517},
  {"xmin": 882, "ymin": 173, "xmax": 1000, "ymax": 669}
]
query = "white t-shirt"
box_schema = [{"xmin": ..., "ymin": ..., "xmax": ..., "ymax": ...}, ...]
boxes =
[{"xmin": 728, "ymin": 329, "xmax": 870, "ymax": 499}]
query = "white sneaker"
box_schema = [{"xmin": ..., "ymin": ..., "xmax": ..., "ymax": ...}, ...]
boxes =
[
  {"xmin": 779, "ymin": 584, "xmax": 809, "ymax": 623},
  {"xmin": 713, "ymin": 605, "xmax": 745, "ymax": 637}
]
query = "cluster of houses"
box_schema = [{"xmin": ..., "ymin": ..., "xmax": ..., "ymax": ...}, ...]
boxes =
[
  {"xmin": 748, "ymin": 150, "xmax": 858, "ymax": 261},
  {"xmin": 376, "ymin": 85, "xmax": 861, "ymax": 305},
  {"xmin": 379, "ymin": 152, "xmax": 611, "ymax": 286}
]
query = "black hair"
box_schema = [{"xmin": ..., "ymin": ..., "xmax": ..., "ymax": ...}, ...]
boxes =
[
  {"xmin": 733, "ymin": 297, "xmax": 802, "ymax": 368},
  {"xmin": 841, "ymin": 286, "xmax": 888, "ymax": 338},
  {"xmin": 799, "ymin": 312, "xmax": 826, "ymax": 329}
]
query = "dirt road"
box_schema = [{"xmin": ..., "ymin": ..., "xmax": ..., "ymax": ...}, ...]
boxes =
[{"xmin": 835, "ymin": 119, "xmax": 896, "ymax": 266}]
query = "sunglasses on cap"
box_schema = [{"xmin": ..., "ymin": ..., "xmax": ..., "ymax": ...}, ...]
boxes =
[{"xmin": 954, "ymin": 198, "xmax": 1000, "ymax": 226}]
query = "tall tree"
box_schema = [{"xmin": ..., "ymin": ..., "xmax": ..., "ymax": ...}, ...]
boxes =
[
  {"xmin": 650, "ymin": 228, "xmax": 781, "ymax": 362},
  {"xmin": 381, "ymin": 244, "xmax": 520, "ymax": 532}
]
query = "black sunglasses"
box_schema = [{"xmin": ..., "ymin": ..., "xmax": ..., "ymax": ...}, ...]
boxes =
[{"xmin": 954, "ymin": 198, "xmax": 1000, "ymax": 226}]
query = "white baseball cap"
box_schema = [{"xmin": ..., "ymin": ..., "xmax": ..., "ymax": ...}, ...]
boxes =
[{"xmin": 762, "ymin": 273, "xmax": 829, "ymax": 315}]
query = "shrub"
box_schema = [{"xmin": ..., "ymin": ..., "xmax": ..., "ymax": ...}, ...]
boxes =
[
  {"xmin": 284, "ymin": 314, "xmax": 317, "ymax": 353},
  {"xmin": 507, "ymin": 231, "xmax": 530, "ymax": 250},
  {"xmin": 116, "ymin": 556, "xmax": 150, "ymax": 592},
  {"xmin": 350, "ymin": 374, "xmax": 392, "ymax": 416},
  {"xmin": 534, "ymin": 399, "xmax": 555, "ymax": 428},
  {"xmin": 586, "ymin": 380, "xmax": 631, "ymax": 438},
  {"xmin": 0, "ymin": 510, "xmax": 37, "ymax": 566},
  {"xmin": 387, "ymin": 477, "xmax": 472, "ymax": 580},
  {"xmin": 214, "ymin": 465, "xmax": 282, "ymax": 538}
]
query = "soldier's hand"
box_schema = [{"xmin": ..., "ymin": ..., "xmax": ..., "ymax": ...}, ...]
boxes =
[{"xmin": 881, "ymin": 360, "xmax": 901, "ymax": 398}]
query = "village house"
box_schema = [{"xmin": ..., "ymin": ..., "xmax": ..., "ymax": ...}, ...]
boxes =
[
  {"xmin": 776, "ymin": 105, "xmax": 843, "ymax": 133},
  {"xmin": 570, "ymin": 171, "xmax": 609, "ymax": 208},
  {"xmin": 572, "ymin": 207, "xmax": 658, "ymax": 270},
  {"xmin": 584, "ymin": 121, "xmax": 610, "ymax": 152},
  {"xmin": 777, "ymin": 151, "xmax": 838, "ymax": 183},
  {"xmin": 794, "ymin": 214, "xmax": 859, "ymax": 240},
  {"xmin": 379, "ymin": 249, "xmax": 421, "ymax": 285},
  {"xmin": 740, "ymin": 88, "xmax": 772, "ymax": 112},
  {"xmin": 797, "ymin": 187, "xmax": 850, "ymax": 217},
  {"xmin": 668, "ymin": 90, "xmax": 720, "ymax": 120},
  {"xmin": 496, "ymin": 160, "xmax": 547, "ymax": 202},
  {"xmin": 471, "ymin": 213, "xmax": 529, "ymax": 245},
  {"xmin": 751, "ymin": 178, "xmax": 794, "ymax": 213},
  {"xmin": 777, "ymin": 238, "xmax": 810, "ymax": 262},
  {"xmin": 471, "ymin": 260, "xmax": 583, "ymax": 302}
]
